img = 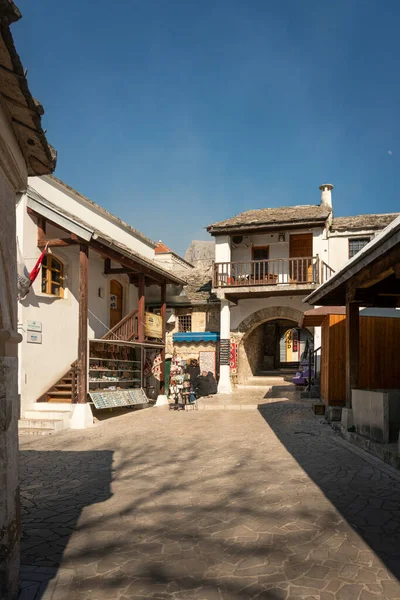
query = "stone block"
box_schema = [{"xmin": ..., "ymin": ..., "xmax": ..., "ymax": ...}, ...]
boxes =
[
  {"xmin": 325, "ymin": 406, "xmax": 342, "ymax": 422},
  {"xmin": 341, "ymin": 408, "xmax": 354, "ymax": 431}
]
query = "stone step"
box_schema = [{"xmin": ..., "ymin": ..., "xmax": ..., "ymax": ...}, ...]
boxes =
[
  {"xmin": 24, "ymin": 410, "xmax": 71, "ymax": 427},
  {"xmin": 19, "ymin": 418, "xmax": 64, "ymax": 431},
  {"xmin": 31, "ymin": 403, "xmax": 72, "ymax": 412},
  {"xmin": 19, "ymin": 427, "xmax": 56, "ymax": 436}
]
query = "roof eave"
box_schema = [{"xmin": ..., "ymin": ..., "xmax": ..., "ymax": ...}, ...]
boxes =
[{"xmin": 208, "ymin": 218, "xmax": 328, "ymax": 235}]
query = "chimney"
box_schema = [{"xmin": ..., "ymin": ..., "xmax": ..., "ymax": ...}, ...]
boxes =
[{"xmin": 319, "ymin": 183, "xmax": 334, "ymax": 209}]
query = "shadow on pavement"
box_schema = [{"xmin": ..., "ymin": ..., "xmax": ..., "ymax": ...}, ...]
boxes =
[
  {"xmin": 18, "ymin": 404, "xmax": 400, "ymax": 599},
  {"xmin": 258, "ymin": 400, "xmax": 400, "ymax": 582},
  {"xmin": 19, "ymin": 450, "xmax": 113, "ymax": 599}
]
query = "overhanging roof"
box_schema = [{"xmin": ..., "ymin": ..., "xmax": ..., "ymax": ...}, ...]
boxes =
[
  {"xmin": 26, "ymin": 190, "xmax": 186, "ymax": 286},
  {"xmin": 0, "ymin": 3, "xmax": 56, "ymax": 178},
  {"xmin": 305, "ymin": 214, "xmax": 400, "ymax": 306},
  {"xmin": 207, "ymin": 204, "xmax": 330, "ymax": 234}
]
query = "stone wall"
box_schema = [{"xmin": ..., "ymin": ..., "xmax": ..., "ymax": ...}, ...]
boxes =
[
  {"xmin": 0, "ymin": 173, "xmax": 24, "ymax": 598},
  {"xmin": 237, "ymin": 325, "xmax": 265, "ymax": 381}
]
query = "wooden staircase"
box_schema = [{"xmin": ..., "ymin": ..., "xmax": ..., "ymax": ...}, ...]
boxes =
[
  {"xmin": 36, "ymin": 309, "xmax": 139, "ymax": 404},
  {"xmin": 38, "ymin": 367, "xmax": 78, "ymax": 403}
]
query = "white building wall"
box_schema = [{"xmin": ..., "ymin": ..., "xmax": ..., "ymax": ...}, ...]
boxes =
[
  {"xmin": 29, "ymin": 176, "xmax": 156, "ymax": 259},
  {"xmin": 17, "ymin": 196, "xmax": 139, "ymax": 411},
  {"xmin": 215, "ymin": 235, "xmax": 231, "ymax": 262},
  {"xmin": 327, "ymin": 230, "xmax": 379, "ymax": 274},
  {"xmin": 230, "ymin": 228, "xmax": 326, "ymax": 262}
]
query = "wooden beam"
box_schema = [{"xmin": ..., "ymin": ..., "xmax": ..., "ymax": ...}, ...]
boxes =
[
  {"xmin": 359, "ymin": 267, "xmax": 394, "ymax": 289},
  {"xmin": 352, "ymin": 246, "xmax": 400, "ymax": 290},
  {"xmin": 38, "ymin": 238, "xmax": 80, "ymax": 248},
  {"xmin": 138, "ymin": 274, "xmax": 145, "ymax": 342},
  {"xmin": 160, "ymin": 282, "xmax": 167, "ymax": 394},
  {"xmin": 78, "ymin": 244, "xmax": 89, "ymax": 403},
  {"xmin": 37, "ymin": 216, "xmax": 46, "ymax": 246},
  {"xmin": 91, "ymin": 239, "xmax": 164, "ymax": 284},
  {"xmin": 345, "ymin": 298, "xmax": 359, "ymax": 409}
]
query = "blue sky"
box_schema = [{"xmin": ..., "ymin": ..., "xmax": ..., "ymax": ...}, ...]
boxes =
[{"xmin": 14, "ymin": 0, "xmax": 400, "ymax": 255}]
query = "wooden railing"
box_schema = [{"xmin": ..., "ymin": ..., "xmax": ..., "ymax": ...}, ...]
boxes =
[
  {"xmin": 213, "ymin": 256, "xmax": 334, "ymax": 288},
  {"xmin": 103, "ymin": 309, "xmax": 139, "ymax": 341}
]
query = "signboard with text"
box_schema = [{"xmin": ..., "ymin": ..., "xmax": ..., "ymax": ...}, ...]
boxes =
[{"xmin": 145, "ymin": 312, "xmax": 163, "ymax": 339}]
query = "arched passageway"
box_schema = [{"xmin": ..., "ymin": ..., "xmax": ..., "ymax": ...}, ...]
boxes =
[
  {"xmin": 234, "ymin": 306, "xmax": 313, "ymax": 382},
  {"xmin": 241, "ymin": 319, "xmax": 313, "ymax": 377}
]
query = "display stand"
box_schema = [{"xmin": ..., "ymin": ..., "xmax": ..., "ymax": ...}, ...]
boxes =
[{"xmin": 88, "ymin": 340, "xmax": 147, "ymax": 408}]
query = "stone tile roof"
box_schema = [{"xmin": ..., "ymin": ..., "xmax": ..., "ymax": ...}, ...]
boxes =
[
  {"xmin": 184, "ymin": 269, "xmax": 217, "ymax": 304},
  {"xmin": 331, "ymin": 213, "xmax": 399, "ymax": 232},
  {"xmin": 171, "ymin": 266, "xmax": 217, "ymax": 304},
  {"xmin": 0, "ymin": 2, "xmax": 56, "ymax": 176},
  {"xmin": 207, "ymin": 205, "xmax": 331, "ymax": 233}
]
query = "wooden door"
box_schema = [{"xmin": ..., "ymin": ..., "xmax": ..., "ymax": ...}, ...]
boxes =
[
  {"xmin": 110, "ymin": 280, "xmax": 123, "ymax": 329},
  {"xmin": 289, "ymin": 234, "xmax": 313, "ymax": 282},
  {"xmin": 252, "ymin": 246, "xmax": 269, "ymax": 282}
]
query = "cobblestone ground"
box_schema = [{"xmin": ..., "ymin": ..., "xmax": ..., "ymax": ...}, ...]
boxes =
[{"xmin": 19, "ymin": 396, "xmax": 400, "ymax": 600}]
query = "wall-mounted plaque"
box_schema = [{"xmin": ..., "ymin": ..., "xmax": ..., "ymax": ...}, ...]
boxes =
[
  {"xmin": 27, "ymin": 320, "xmax": 42, "ymax": 332},
  {"xmin": 27, "ymin": 332, "xmax": 42, "ymax": 344}
]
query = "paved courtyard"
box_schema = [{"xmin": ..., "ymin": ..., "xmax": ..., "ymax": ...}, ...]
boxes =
[{"xmin": 19, "ymin": 391, "xmax": 400, "ymax": 600}]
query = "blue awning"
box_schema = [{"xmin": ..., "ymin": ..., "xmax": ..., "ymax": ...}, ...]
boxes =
[{"xmin": 173, "ymin": 332, "xmax": 220, "ymax": 343}]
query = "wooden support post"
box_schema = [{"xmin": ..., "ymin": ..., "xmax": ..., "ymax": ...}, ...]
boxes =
[
  {"xmin": 138, "ymin": 274, "xmax": 145, "ymax": 342},
  {"xmin": 160, "ymin": 282, "xmax": 167, "ymax": 394},
  {"xmin": 345, "ymin": 298, "xmax": 359, "ymax": 408},
  {"xmin": 37, "ymin": 216, "xmax": 46, "ymax": 246},
  {"xmin": 78, "ymin": 244, "xmax": 89, "ymax": 403}
]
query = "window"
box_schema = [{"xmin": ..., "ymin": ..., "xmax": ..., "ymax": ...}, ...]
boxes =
[
  {"xmin": 41, "ymin": 255, "xmax": 64, "ymax": 297},
  {"xmin": 349, "ymin": 238, "xmax": 370, "ymax": 259},
  {"xmin": 178, "ymin": 314, "xmax": 192, "ymax": 332}
]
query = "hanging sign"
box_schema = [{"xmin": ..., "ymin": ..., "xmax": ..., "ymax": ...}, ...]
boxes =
[
  {"xmin": 230, "ymin": 339, "xmax": 238, "ymax": 373},
  {"xmin": 145, "ymin": 312, "xmax": 162, "ymax": 338}
]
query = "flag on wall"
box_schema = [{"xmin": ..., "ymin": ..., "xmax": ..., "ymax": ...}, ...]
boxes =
[{"xmin": 17, "ymin": 241, "xmax": 48, "ymax": 301}]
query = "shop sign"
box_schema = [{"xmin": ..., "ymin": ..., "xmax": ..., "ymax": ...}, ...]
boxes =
[{"xmin": 145, "ymin": 312, "xmax": 163, "ymax": 338}]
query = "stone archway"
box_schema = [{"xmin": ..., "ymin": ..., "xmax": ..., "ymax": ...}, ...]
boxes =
[{"xmin": 233, "ymin": 306, "xmax": 305, "ymax": 382}]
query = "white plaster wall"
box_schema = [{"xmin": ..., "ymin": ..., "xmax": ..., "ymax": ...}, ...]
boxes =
[
  {"xmin": 17, "ymin": 197, "xmax": 139, "ymax": 410},
  {"xmin": 230, "ymin": 295, "xmax": 310, "ymax": 331},
  {"xmin": 230, "ymin": 228, "xmax": 325, "ymax": 262},
  {"xmin": 215, "ymin": 236, "xmax": 231, "ymax": 262},
  {"xmin": 231, "ymin": 232, "xmax": 289, "ymax": 262},
  {"xmin": 29, "ymin": 176, "xmax": 155, "ymax": 259},
  {"xmin": 327, "ymin": 231, "xmax": 377, "ymax": 274}
]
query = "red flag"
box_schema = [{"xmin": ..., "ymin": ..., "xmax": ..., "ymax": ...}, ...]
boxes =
[{"xmin": 29, "ymin": 243, "xmax": 48, "ymax": 284}]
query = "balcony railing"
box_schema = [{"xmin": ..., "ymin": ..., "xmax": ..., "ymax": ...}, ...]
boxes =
[
  {"xmin": 103, "ymin": 309, "xmax": 138, "ymax": 341},
  {"xmin": 213, "ymin": 256, "xmax": 334, "ymax": 288}
]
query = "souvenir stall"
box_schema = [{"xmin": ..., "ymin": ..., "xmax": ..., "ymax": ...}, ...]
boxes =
[
  {"xmin": 168, "ymin": 352, "xmax": 194, "ymax": 409},
  {"xmin": 88, "ymin": 339, "xmax": 165, "ymax": 410}
]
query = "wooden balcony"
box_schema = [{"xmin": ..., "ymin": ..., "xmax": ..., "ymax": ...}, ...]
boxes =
[{"xmin": 213, "ymin": 257, "xmax": 334, "ymax": 288}]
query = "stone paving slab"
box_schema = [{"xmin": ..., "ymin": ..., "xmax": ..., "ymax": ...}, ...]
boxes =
[{"xmin": 18, "ymin": 391, "xmax": 400, "ymax": 599}]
